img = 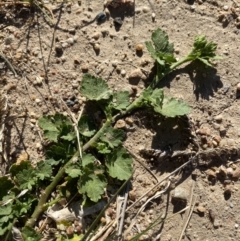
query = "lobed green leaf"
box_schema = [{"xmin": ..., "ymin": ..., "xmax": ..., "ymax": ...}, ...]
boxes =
[
  {"xmin": 112, "ymin": 91, "xmax": 130, "ymax": 110},
  {"xmin": 80, "ymin": 74, "xmax": 112, "ymax": 101},
  {"xmin": 105, "ymin": 148, "xmax": 133, "ymax": 180}
]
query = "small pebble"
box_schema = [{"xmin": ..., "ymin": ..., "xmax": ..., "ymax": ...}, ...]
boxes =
[
  {"xmin": 114, "ymin": 17, "xmax": 123, "ymax": 26},
  {"xmin": 197, "ymin": 206, "xmax": 206, "ymax": 214},
  {"xmin": 128, "ymin": 68, "xmax": 144, "ymax": 80},
  {"xmin": 196, "ymin": 127, "xmax": 211, "ymax": 136},
  {"xmin": 66, "ymin": 38, "xmax": 74, "ymax": 45},
  {"xmin": 136, "ymin": 44, "xmax": 144, "ymax": 52},
  {"xmin": 121, "ymin": 69, "xmax": 126, "ymax": 76},
  {"xmin": 223, "ymin": 5, "xmax": 229, "ymax": 11},
  {"xmin": 235, "ymin": 224, "xmax": 239, "ymax": 229},
  {"xmin": 114, "ymin": 119, "xmax": 126, "ymax": 129},
  {"xmin": 94, "ymin": 44, "xmax": 100, "ymax": 51},
  {"xmin": 172, "ymin": 187, "xmax": 189, "ymax": 202},
  {"xmin": 213, "ymin": 219, "xmax": 220, "ymax": 228},
  {"xmin": 214, "ymin": 114, "xmax": 223, "ymax": 123},
  {"xmin": 62, "ymin": 42, "xmax": 68, "ymax": 48},
  {"xmin": 55, "ymin": 44, "xmax": 63, "ymax": 55},
  {"xmin": 232, "ymin": 169, "xmax": 240, "ymax": 179},
  {"xmin": 68, "ymin": 28, "xmax": 76, "ymax": 34},
  {"xmin": 142, "ymin": 6, "xmax": 150, "ymax": 13},
  {"xmin": 81, "ymin": 64, "xmax": 89, "ymax": 72},
  {"xmin": 35, "ymin": 98, "xmax": 41, "ymax": 104},
  {"xmin": 219, "ymin": 125, "xmax": 226, "ymax": 136},
  {"xmin": 230, "ymin": 203, "xmax": 234, "ymax": 208},
  {"xmin": 66, "ymin": 100, "xmax": 75, "ymax": 106},
  {"xmin": 236, "ymin": 83, "xmax": 240, "ymax": 91},
  {"xmin": 152, "ymin": 12, "xmax": 156, "ymax": 19},
  {"xmin": 213, "ymin": 135, "xmax": 221, "ymax": 143},
  {"xmin": 92, "ymin": 32, "xmax": 100, "ymax": 40}
]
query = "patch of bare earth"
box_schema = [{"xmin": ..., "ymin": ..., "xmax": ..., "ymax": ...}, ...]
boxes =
[{"xmin": 1, "ymin": 0, "xmax": 240, "ymax": 240}]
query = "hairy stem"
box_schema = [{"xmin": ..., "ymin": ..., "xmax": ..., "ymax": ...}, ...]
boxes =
[
  {"xmin": 25, "ymin": 120, "xmax": 112, "ymax": 228},
  {"xmin": 25, "ymin": 55, "xmax": 194, "ymax": 228}
]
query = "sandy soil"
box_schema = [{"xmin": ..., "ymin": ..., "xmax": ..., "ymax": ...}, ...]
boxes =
[{"xmin": 1, "ymin": 0, "xmax": 240, "ymax": 240}]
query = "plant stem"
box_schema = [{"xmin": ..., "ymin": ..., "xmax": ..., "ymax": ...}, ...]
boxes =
[
  {"xmin": 25, "ymin": 152, "xmax": 78, "ymax": 227},
  {"xmin": 169, "ymin": 56, "xmax": 192, "ymax": 71},
  {"xmin": 82, "ymin": 119, "xmax": 111, "ymax": 151},
  {"xmin": 25, "ymin": 55, "xmax": 194, "ymax": 229},
  {"xmin": 25, "ymin": 120, "xmax": 112, "ymax": 228}
]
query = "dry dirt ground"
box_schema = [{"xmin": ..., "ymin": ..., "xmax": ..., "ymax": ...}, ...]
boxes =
[{"xmin": 1, "ymin": 0, "xmax": 240, "ymax": 240}]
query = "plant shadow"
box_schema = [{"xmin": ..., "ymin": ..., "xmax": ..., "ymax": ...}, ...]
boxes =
[{"xmin": 157, "ymin": 60, "xmax": 223, "ymax": 101}]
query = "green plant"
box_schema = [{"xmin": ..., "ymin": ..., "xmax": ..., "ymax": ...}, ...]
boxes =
[{"xmin": 0, "ymin": 28, "xmax": 220, "ymax": 240}]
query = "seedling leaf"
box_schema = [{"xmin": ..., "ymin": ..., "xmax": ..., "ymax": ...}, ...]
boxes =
[
  {"xmin": 22, "ymin": 226, "xmax": 42, "ymax": 241},
  {"xmin": 35, "ymin": 161, "xmax": 52, "ymax": 181},
  {"xmin": 100, "ymin": 126, "xmax": 125, "ymax": 149},
  {"xmin": 154, "ymin": 96, "xmax": 191, "ymax": 117},
  {"xmin": 106, "ymin": 148, "xmax": 133, "ymax": 180},
  {"xmin": 113, "ymin": 91, "xmax": 130, "ymax": 110},
  {"xmin": 78, "ymin": 164, "xmax": 107, "ymax": 202},
  {"xmin": 38, "ymin": 116, "xmax": 59, "ymax": 142},
  {"xmin": 65, "ymin": 167, "xmax": 82, "ymax": 178},
  {"xmin": 78, "ymin": 115, "xmax": 96, "ymax": 137},
  {"xmin": 188, "ymin": 35, "xmax": 221, "ymax": 66},
  {"xmin": 82, "ymin": 153, "xmax": 95, "ymax": 167},
  {"xmin": 16, "ymin": 169, "xmax": 36, "ymax": 190},
  {"xmin": 80, "ymin": 74, "xmax": 112, "ymax": 101}
]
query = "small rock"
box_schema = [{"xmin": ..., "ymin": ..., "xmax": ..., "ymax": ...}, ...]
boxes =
[
  {"xmin": 214, "ymin": 114, "xmax": 223, "ymax": 123},
  {"xmin": 81, "ymin": 64, "xmax": 89, "ymax": 72},
  {"xmin": 114, "ymin": 17, "xmax": 123, "ymax": 26},
  {"xmin": 93, "ymin": 44, "xmax": 100, "ymax": 51},
  {"xmin": 224, "ymin": 185, "xmax": 232, "ymax": 194},
  {"xmin": 92, "ymin": 32, "xmax": 100, "ymax": 40},
  {"xmin": 237, "ymin": 83, "xmax": 240, "ymax": 91},
  {"xmin": 152, "ymin": 12, "xmax": 156, "ymax": 19},
  {"xmin": 36, "ymin": 142, "xmax": 42, "ymax": 150},
  {"xmin": 218, "ymin": 165, "xmax": 227, "ymax": 178},
  {"xmin": 232, "ymin": 169, "xmax": 240, "ymax": 180},
  {"xmin": 125, "ymin": 117, "xmax": 134, "ymax": 125},
  {"xmin": 62, "ymin": 42, "xmax": 69, "ymax": 48},
  {"xmin": 229, "ymin": 202, "xmax": 234, "ymax": 208},
  {"xmin": 226, "ymin": 167, "xmax": 233, "ymax": 176},
  {"xmin": 66, "ymin": 38, "xmax": 74, "ymax": 45},
  {"xmin": 172, "ymin": 187, "xmax": 189, "ymax": 202},
  {"xmin": 35, "ymin": 98, "xmax": 41, "ymax": 104},
  {"xmin": 30, "ymin": 118, "xmax": 37, "ymax": 124},
  {"xmin": 213, "ymin": 219, "xmax": 220, "ymax": 228},
  {"xmin": 197, "ymin": 206, "xmax": 206, "ymax": 214},
  {"xmin": 114, "ymin": 119, "xmax": 126, "ymax": 129},
  {"xmin": 212, "ymin": 140, "xmax": 218, "ymax": 147},
  {"xmin": 142, "ymin": 6, "xmax": 150, "ymax": 13},
  {"xmin": 72, "ymin": 103, "xmax": 80, "ymax": 112},
  {"xmin": 55, "ymin": 44, "xmax": 63, "ymax": 55},
  {"xmin": 68, "ymin": 28, "xmax": 76, "ymax": 34},
  {"xmin": 136, "ymin": 44, "xmax": 144, "ymax": 52},
  {"xmin": 120, "ymin": 69, "xmax": 126, "ymax": 76},
  {"xmin": 235, "ymin": 223, "xmax": 239, "ymax": 229},
  {"xmin": 190, "ymin": 5, "xmax": 196, "ymax": 11},
  {"xmin": 213, "ymin": 135, "xmax": 221, "ymax": 143},
  {"xmin": 128, "ymin": 68, "xmax": 144, "ymax": 81},
  {"xmin": 196, "ymin": 127, "xmax": 211, "ymax": 136},
  {"xmin": 219, "ymin": 125, "xmax": 226, "ymax": 136},
  {"xmin": 206, "ymin": 169, "xmax": 216, "ymax": 178},
  {"xmin": 66, "ymin": 100, "xmax": 75, "ymax": 106},
  {"xmin": 223, "ymin": 5, "xmax": 229, "ymax": 11}
]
